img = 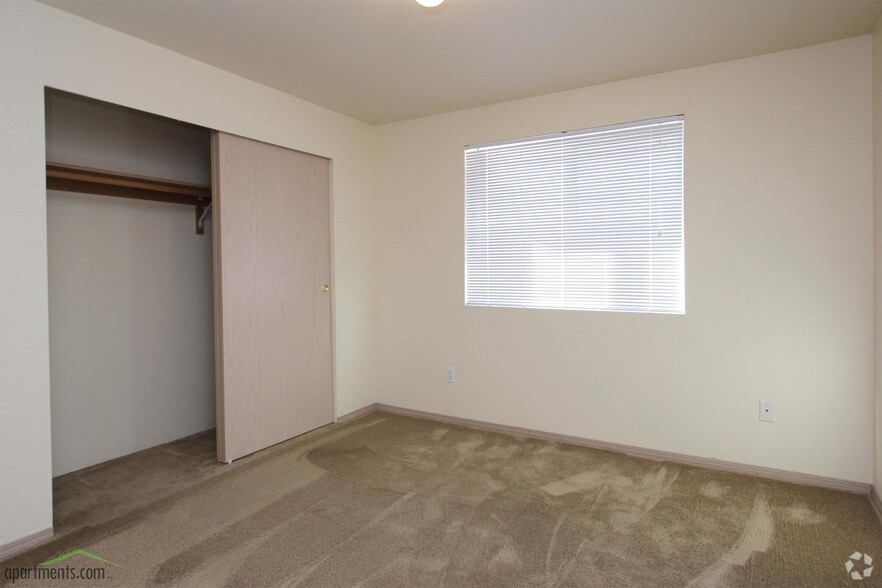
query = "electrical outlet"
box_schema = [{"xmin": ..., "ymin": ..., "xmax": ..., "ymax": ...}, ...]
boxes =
[
  {"xmin": 759, "ymin": 400, "xmax": 775, "ymax": 422},
  {"xmin": 445, "ymin": 367, "xmax": 455, "ymax": 383}
]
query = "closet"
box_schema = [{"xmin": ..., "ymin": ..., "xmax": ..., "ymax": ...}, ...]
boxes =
[{"xmin": 46, "ymin": 90, "xmax": 333, "ymax": 476}]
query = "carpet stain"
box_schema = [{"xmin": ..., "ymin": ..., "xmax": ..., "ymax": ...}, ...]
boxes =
[
  {"xmin": 540, "ymin": 468, "xmax": 634, "ymax": 497},
  {"xmin": 609, "ymin": 466, "xmax": 680, "ymax": 531},
  {"xmin": 701, "ymin": 481, "xmax": 729, "ymax": 499},
  {"xmin": 780, "ymin": 502, "xmax": 826, "ymax": 525},
  {"xmin": 687, "ymin": 494, "xmax": 775, "ymax": 587},
  {"xmin": 488, "ymin": 541, "xmax": 523, "ymax": 573},
  {"xmin": 434, "ymin": 470, "xmax": 508, "ymax": 506}
]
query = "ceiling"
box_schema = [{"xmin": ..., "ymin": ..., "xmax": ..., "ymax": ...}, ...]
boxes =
[{"xmin": 40, "ymin": 0, "xmax": 882, "ymax": 125}]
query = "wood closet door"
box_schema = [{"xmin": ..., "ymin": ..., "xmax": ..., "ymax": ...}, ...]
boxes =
[{"xmin": 212, "ymin": 131, "xmax": 332, "ymax": 463}]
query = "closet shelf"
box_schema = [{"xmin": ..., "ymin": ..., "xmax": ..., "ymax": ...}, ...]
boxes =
[{"xmin": 46, "ymin": 162, "xmax": 212, "ymax": 234}]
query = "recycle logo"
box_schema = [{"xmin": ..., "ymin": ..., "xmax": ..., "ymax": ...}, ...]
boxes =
[{"xmin": 846, "ymin": 552, "xmax": 873, "ymax": 581}]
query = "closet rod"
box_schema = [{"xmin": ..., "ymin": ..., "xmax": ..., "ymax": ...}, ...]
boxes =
[{"xmin": 46, "ymin": 162, "xmax": 212, "ymax": 234}]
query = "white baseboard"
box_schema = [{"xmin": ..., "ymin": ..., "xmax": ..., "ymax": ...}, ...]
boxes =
[
  {"xmin": 337, "ymin": 403, "xmax": 379, "ymax": 424},
  {"xmin": 0, "ymin": 527, "xmax": 53, "ymax": 563},
  {"xmin": 340, "ymin": 402, "xmax": 871, "ymax": 495}
]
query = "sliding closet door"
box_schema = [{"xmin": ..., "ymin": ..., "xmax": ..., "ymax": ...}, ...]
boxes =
[{"xmin": 212, "ymin": 131, "xmax": 332, "ymax": 463}]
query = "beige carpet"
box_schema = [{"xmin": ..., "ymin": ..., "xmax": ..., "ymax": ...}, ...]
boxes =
[{"xmin": 2, "ymin": 412, "xmax": 881, "ymax": 587}]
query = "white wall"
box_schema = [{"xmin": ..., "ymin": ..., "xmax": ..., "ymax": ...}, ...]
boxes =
[
  {"xmin": 374, "ymin": 37, "xmax": 874, "ymax": 484},
  {"xmin": 46, "ymin": 92, "xmax": 215, "ymax": 476},
  {"xmin": 0, "ymin": 1, "xmax": 377, "ymax": 548}
]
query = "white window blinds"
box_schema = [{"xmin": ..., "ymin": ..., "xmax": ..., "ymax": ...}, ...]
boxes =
[{"xmin": 465, "ymin": 115, "xmax": 684, "ymax": 314}]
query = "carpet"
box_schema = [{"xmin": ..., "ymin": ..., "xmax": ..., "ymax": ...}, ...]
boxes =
[{"xmin": 1, "ymin": 412, "xmax": 881, "ymax": 587}]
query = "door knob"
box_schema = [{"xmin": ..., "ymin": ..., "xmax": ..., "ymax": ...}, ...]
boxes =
[{"xmin": 321, "ymin": 284, "xmax": 329, "ymax": 293}]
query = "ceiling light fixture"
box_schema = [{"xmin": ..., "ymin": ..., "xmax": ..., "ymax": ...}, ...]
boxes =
[{"xmin": 416, "ymin": 0, "xmax": 446, "ymax": 7}]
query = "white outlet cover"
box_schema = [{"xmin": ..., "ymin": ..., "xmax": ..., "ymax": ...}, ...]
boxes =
[
  {"xmin": 445, "ymin": 367, "xmax": 455, "ymax": 383},
  {"xmin": 759, "ymin": 400, "xmax": 775, "ymax": 422}
]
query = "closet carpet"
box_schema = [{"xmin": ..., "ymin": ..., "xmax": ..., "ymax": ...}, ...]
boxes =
[{"xmin": 2, "ymin": 412, "xmax": 881, "ymax": 587}]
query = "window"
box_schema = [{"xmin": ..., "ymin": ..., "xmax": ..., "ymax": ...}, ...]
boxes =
[{"xmin": 465, "ymin": 115, "xmax": 684, "ymax": 314}]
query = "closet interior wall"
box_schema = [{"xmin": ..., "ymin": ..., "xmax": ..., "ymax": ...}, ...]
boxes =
[{"xmin": 45, "ymin": 90, "xmax": 215, "ymax": 477}]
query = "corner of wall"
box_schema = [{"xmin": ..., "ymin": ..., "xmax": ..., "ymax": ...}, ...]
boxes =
[{"xmin": 873, "ymin": 15, "xmax": 882, "ymax": 494}]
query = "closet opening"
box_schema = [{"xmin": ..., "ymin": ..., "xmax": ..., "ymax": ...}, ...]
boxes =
[{"xmin": 45, "ymin": 89, "xmax": 218, "ymax": 526}]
